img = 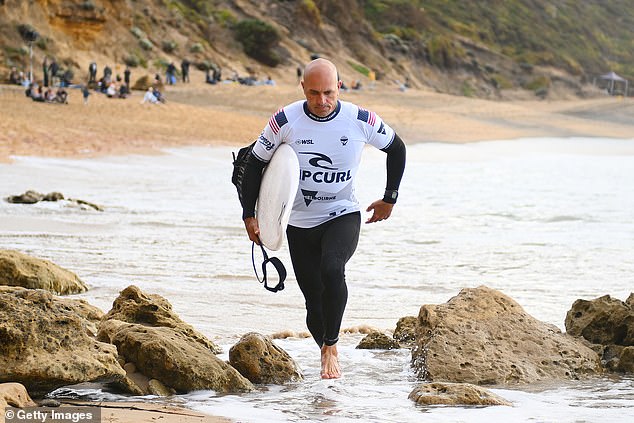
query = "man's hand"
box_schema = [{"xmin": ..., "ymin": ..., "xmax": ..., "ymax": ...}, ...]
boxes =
[
  {"xmin": 365, "ymin": 200, "xmax": 394, "ymax": 224},
  {"xmin": 244, "ymin": 217, "xmax": 261, "ymax": 244}
]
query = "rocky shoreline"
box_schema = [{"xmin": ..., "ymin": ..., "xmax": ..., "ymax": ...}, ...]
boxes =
[{"xmin": 0, "ymin": 249, "xmax": 632, "ymax": 412}]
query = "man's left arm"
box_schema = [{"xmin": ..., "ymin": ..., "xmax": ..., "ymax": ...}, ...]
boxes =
[{"xmin": 366, "ymin": 133, "xmax": 406, "ymax": 224}]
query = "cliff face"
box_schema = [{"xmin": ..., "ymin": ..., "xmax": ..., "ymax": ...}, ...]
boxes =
[{"xmin": 1, "ymin": 0, "xmax": 631, "ymax": 99}]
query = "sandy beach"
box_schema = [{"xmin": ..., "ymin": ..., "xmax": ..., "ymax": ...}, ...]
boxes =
[
  {"xmin": 2, "ymin": 74, "xmax": 634, "ymax": 163},
  {"xmin": 56, "ymin": 401, "xmax": 231, "ymax": 423}
]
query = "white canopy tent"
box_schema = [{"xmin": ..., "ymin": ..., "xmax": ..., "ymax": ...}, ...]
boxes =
[{"xmin": 597, "ymin": 71, "xmax": 629, "ymax": 95}]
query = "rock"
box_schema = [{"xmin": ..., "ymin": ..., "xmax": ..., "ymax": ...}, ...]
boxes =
[
  {"xmin": 67, "ymin": 198, "xmax": 104, "ymax": 211},
  {"xmin": 411, "ymin": 286, "xmax": 602, "ymax": 385},
  {"xmin": 118, "ymin": 362, "xmax": 149, "ymax": 395},
  {"xmin": 4, "ymin": 190, "xmax": 102, "ymax": 211},
  {"xmin": 0, "ymin": 383, "xmax": 37, "ymax": 413},
  {"xmin": 0, "ymin": 287, "xmax": 125, "ymax": 397},
  {"xmin": 408, "ymin": 382, "xmax": 512, "ymax": 406},
  {"xmin": 98, "ymin": 319, "xmax": 253, "ymax": 393},
  {"xmin": 42, "ymin": 192, "xmax": 64, "ymax": 201},
  {"xmin": 228, "ymin": 332, "xmax": 303, "ymax": 384},
  {"xmin": 148, "ymin": 379, "xmax": 174, "ymax": 397},
  {"xmin": 0, "ymin": 249, "xmax": 88, "ymax": 295},
  {"xmin": 601, "ymin": 345, "xmax": 625, "ymax": 371},
  {"xmin": 4, "ymin": 190, "xmax": 43, "ymax": 204},
  {"xmin": 356, "ymin": 331, "xmax": 400, "ymax": 350},
  {"xmin": 103, "ymin": 285, "xmax": 221, "ymax": 354},
  {"xmin": 38, "ymin": 399, "xmax": 61, "ymax": 407},
  {"xmin": 393, "ymin": 316, "xmax": 417, "ymax": 346},
  {"xmin": 617, "ymin": 347, "xmax": 634, "ymax": 373},
  {"xmin": 565, "ymin": 294, "xmax": 634, "ymax": 346},
  {"xmin": 55, "ymin": 296, "xmax": 104, "ymax": 337},
  {"xmin": 564, "ymin": 294, "xmax": 634, "ymax": 372}
]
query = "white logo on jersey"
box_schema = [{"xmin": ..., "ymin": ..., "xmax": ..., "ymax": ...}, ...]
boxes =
[{"xmin": 298, "ymin": 152, "xmax": 352, "ymax": 184}]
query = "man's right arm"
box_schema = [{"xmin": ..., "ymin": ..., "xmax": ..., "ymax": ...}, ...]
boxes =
[
  {"xmin": 241, "ymin": 151, "xmax": 267, "ymax": 243},
  {"xmin": 241, "ymin": 150, "xmax": 267, "ymax": 220}
]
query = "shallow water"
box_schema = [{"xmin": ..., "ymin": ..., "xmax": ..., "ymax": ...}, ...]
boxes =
[{"xmin": 1, "ymin": 137, "xmax": 633, "ymax": 422}]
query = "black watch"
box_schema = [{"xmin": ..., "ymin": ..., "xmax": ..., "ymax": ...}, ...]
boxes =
[{"xmin": 383, "ymin": 189, "xmax": 398, "ymax": 204}]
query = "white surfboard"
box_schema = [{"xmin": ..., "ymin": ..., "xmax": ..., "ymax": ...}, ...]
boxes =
[{"xmin": 257, "ymin": 143, "xmax": 299, "ymax": 251}]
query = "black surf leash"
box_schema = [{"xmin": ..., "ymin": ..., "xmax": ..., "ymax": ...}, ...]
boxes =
[{"xmin": 251, "ymin": 242, "xmax": 286, "ymax": 293}]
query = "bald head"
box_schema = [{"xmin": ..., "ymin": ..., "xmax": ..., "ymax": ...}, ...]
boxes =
[
  {"xmin": 304, "ymin": 58, "xmax": 338, "ymax": 81},
  {"xmin": 302, "ymin": 59, "xmax": 341, "ymax": 117}
]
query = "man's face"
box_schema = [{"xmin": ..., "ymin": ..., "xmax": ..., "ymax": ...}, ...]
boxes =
[{"xmin": 302, "ymin": 68, "xmax": 340, "ymax": 117}]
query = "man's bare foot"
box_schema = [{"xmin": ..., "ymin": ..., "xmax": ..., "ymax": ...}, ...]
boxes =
[{"xmin": 321, "ymin": 344, "xmax": 341, "ymax": 379}]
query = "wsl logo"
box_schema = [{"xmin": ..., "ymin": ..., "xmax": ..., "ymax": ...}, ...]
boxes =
[
  {"xmin": 301, "ymin": 189, "xmax": 336, "ymax": 206},
  {"xmin": 298, "ymin": 152, "xmax": 352, "ymax": 184}
]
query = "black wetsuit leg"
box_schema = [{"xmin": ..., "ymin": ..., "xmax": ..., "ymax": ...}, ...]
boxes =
[{"xmin": 286, "ymin": 212, "xmax": 361, "ymax": 347}]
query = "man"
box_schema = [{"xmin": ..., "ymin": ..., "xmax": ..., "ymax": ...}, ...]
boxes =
[
  {"xmin": 89, "ymin": 61, "xmax": 97, "ymax": 83},
  {"xmin": 124, "ymin": 66, "xmax": 131, "ymax": 92},
  {"xmin": 181, "ymin": 59, "xmax": 190, "ymax": 83},
  {"xmin": 240, "ymin": 58, "xmax": 406, "ymax": 379}
]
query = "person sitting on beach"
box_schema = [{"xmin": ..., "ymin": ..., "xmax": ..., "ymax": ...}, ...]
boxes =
[
  {"xmin": 54, "ymin": 87, "xmax": 68, "ymax": 104},
  {"xmin": 31, "ymin": 86, "xmax": 45, "ymax": 102},
  {"xmin": 153, "ymin": 87, "xmax": 166, "ymax": 103},
  {"xmin": 106, "ymin": 82, "xmax": 118, "ymax": 98},
  {"xmin": 140, "ymin": 87, "xmax": 159, "ymax": 104},
  {"xmin": 9, "ymin": 67, "xmax": 21, "ymax": 85},
  {"xmin": 119, "ymin": 84, "xmax": 128, "ymax": 99},
  {"xmin": 44, "ymin": 88, "xmax": 56, "ymax": 102}
]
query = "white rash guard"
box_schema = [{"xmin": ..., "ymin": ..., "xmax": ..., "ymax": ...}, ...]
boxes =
[{"xmin": 251, "ymin": 100, "xmax": 395, "ymax": 228}]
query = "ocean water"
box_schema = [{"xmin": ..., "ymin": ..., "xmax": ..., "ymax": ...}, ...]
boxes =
[{"xmin": 1, "ymin": 137, "xmax": 633, "ymax": 422}]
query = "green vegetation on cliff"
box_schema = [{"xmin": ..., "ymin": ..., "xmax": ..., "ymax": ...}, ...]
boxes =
[{"xmin": 362, "ymin": 0, "xmax": 634, "ymax": 79}]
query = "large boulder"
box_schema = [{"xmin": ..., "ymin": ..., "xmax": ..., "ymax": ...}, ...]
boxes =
[
  {"xmin": 409, "ymin": 382, "xmax": 511, "ymax": 406},
  {"xmin": 565, "ymin": 294, "xmax": 634, "ymax": 373},
  {"xmin": 99, "ymin": 286, "xmax": 252, "ymax": 394},
  {"xmin": 0, "ymin": 287, "xmax": 125, "ymax": 397},
  {"xmin": 411, "ymin": 286, "xmax": 602, "ymax": 385},
  {"xmin": 229, "ymin": 332, "xmax": 303, "ymax": 384},
  {"xmin": 103, "ymin": 285, "xmax": 221, "ymax": 354},
  {"xmin": 98, "ymin": 320, "xmax": 253, "ymax": 394},
  {"xmin": 0, "ymin": 250, "xmax": 88, "ymax": 295},
  {"xmin": 565, "ymin": 295, "xmax": 634, "ymax": 346}
]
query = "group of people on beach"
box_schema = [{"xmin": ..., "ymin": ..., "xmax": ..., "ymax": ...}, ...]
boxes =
[{"xmin": 24, "ymin": 83, "xmax": 68, "ymax": 104}]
